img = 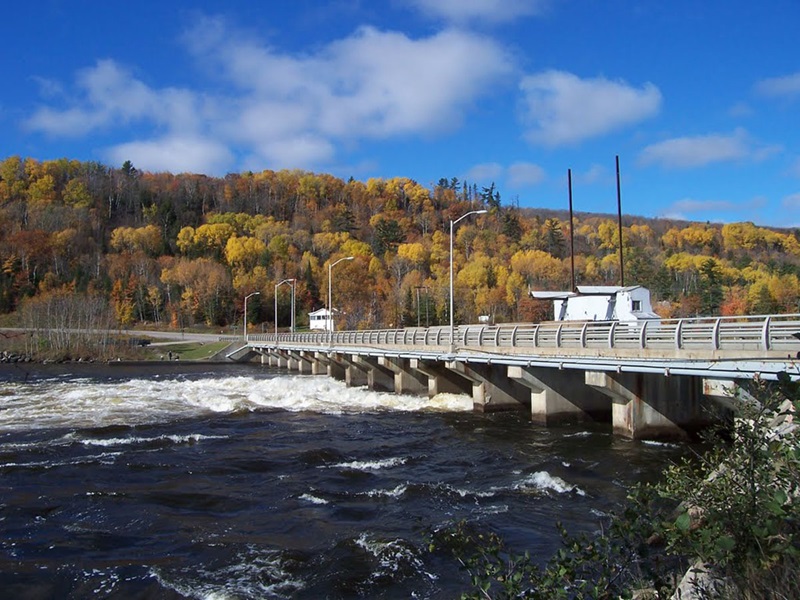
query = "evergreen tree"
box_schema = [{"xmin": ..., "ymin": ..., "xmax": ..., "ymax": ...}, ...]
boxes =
[
  {"xmin": 372, "ymin": 218, "xmax": 405, "ymax": 255},
  {"xmin": 699, "ymin": 258, "xmax": 723, "ymax": 315},
  {"xmin": 402, "ymin": 287, "xmax": 416, "ymax": 327},
  {"xmin": 544, "ymin": 218, "xmax": 566, "ymax": 258},
  {"xmin": 304, "ymin": 261, "xmax": 320, "ymax": 309}
]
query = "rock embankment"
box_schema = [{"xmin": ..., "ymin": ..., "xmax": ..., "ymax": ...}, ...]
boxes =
[{"xmin": 0, "ymin": 351, "xmax": 32, "ymax": 363}]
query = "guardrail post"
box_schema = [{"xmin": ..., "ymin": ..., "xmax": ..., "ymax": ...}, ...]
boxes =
[
  {"xmin": 712, "ymin": 318, "xmax": 721, "ymax": 350},
  {"xmin": 608, "ymin": 321, "xmax": 617, "ymax": 348},
  {"xmin": 639, "ymin": 320, "xmax": 648, "ymax": 349},
  {"xmin": 675, "ymin": 319, "xmax": 683, "ymax": 350},
  {"xmin": 533, "ymin": 324, "xmax": 540, "ymax": 347},
  {"xmin": 478, "ymin": 326, "xmax": 486, "ymax": 346},
  {"xmin": 762, "ymin": 316, "xmax": 771, "ymax": 351},
  {"xmin": 494, "ymin": 326, "xmax": 501, "ymax": 346},
  {"xmin": 556, "ymin": 323, "xmax": 563, "ymax": 348},
  {"xmin": 580, "ymin": 322, "xmax": 588, "ymax": 348},
  {"xmin": 511, "ymin": 325, "xmax": 519, "ymax": 347}
]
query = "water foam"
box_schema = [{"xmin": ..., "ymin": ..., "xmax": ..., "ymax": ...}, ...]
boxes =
[
  {"xmin": 513, "ymin": 471, "xmax": 586, "ymax": 496},
  {"xmin": 0, "ymin": 374, "xmax": 472, "ymax": 432},
  {"xmin": 330, "ymin": 457, "xmax": 408, "ymax": 471},
  {"xmin": 152, "ymin": 545, "xmax": 304, "ymax": 599}
]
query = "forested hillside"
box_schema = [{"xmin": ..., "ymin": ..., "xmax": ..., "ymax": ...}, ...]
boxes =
[{"xmin": 2, "ymin": 155, "xmax": 799, "ymax": 333}]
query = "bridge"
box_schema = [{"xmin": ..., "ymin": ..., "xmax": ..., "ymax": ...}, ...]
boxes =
[{"xmin": 228, "ymin": 314, "xmax": 800, "ymax": 440}]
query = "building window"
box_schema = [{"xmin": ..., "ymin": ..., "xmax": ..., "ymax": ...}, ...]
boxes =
[{"xmin": 632, "ymin": 300, "xmax": 642, "ymax": 312}]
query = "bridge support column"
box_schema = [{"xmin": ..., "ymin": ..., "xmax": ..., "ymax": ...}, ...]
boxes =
[
  {"xmin": 412, "ymin": 359, "xmax": 471, "ymax": 397},
  {"xmin": 352, "ymin": 355, "xmax": 395, "ymax": 392},
  {"xmin": 446, "ymin": 361, "xmax": 528, "ymax": 412},
  {"xmin": 508, "ymin": 366, "xmax": 610, "ymax": 425},
  {"xmin": 586, "ymin": 371, "xmax": 717, "ymax": 440},
  {"xmin": 339, "ymin": 354, "xmax": 368, "ymax": 387},
  {"xmin": 311, "ymin": 352, "xmax": 329, "ymax": 375},
  {"xmin": 286, "ymin": 351, "xmax": 313, "ymax": 374},
  {"xmin": 319, "ymin": 352, "xmax": 347, "ymax": 382},
  {"xmin": 379, "ymin": 356, "xmax": 428, "ymax": 394},
  {"xmin": 268, "ymin": 352, "xmax": 288, "ymax": 368}
]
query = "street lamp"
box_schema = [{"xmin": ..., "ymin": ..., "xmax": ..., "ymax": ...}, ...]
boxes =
[
  {"xmin": 243, "ymin": 291, "xmax": 260, "ymax": 341},
  {"xmin": 450, "ymin": 209, "xmax": 487, "ymax": 351},
  {"xmin": 328, "ymin": 256, "xmax": 354, "ymax": 336},
  {"xmin": 274, "ymin": 279, "xmax": 296, "ymax": 337}
]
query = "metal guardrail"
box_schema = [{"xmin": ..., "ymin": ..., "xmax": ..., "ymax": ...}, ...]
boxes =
[{"xmin": 246, "ymin": 313, "xmax": 800, "ymax": 355}]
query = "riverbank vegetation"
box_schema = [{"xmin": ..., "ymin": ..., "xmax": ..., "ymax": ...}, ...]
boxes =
[
  {"xmin": 2, "ymin": 156, "xmax": 800, "ymax": 335},
  {"xmin": 435, "ymin": 375, "xmax": 800, "ymax": 599}
]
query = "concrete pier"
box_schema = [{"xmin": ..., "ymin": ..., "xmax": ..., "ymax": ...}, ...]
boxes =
[
  {"xmin": 586, "ymin": 370, "xmax": 723, "ymax": 439},
  {"xmin": 508, "ymin": 366, "xmax": 611, "ymax": 425},
  {"xmin": 445, "ymin": 361, "xmax": 528, "ymax": 412}
]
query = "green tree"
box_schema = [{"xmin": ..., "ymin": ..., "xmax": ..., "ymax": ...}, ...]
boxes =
[
  {"xmin": 371, "ymin": 217, "xmax": 405, "ymax": 256},
  {"xmin": 699, "ymin": 258, "xmax": 724, "ymax": 315}
]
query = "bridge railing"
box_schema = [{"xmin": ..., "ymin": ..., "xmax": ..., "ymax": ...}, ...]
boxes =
[{"xmin": 247, "ymin": 313, "xmax": 800, "ymax": 354}]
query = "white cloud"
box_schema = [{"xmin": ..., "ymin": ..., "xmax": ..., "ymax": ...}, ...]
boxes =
[
  {"xmin": 668, "ymin": 198, "xmax": 738, "ymax": 214},
  {"xmin": 405, "ymin": 0, "xmax": 549, "ymax": 24},
  {"xmin": 519, "ymin": 70, "xmax": 661, "ymax": 146},
  {"xmin": 507, "ymin": 162, "xmax": 545, "ymax": 187},
  {"xmin": 788, "ymin": 157, "xmax": 800, "ymax": 178},
  {"xmin": 782, "ymin": 193, "xmax": 800, "ymax": 209},
  {"xmin": 661, "ymin": 195, "xmax": 768, "ymax": 223},
  {"xmin": 26, "ymin": 17, "xmax": 514, "ymax": 174},
  {"xmin": 755, "ymin": 72, "xmax": 800, "ymax": 98},
  {"xmin": 638, "ymin": 128, "xmax": 776, "ymax": 169},
  {"xmin": 463, "ymin": 161, "xmax": 546, "ymax": 189},
  {"xmin": 575, "ymin": 163, "xmax": 607, "ymax": 185},
  {"xmin": 105, "ymin": 135, "xmax": 234, "ymax": 175},
  {"xmin": 189, "ymin": 21, "xmax": 514, "ymax": 140},
  {"xmin": 464, "ymin": 162, "xmax": 504, "ymax": 182},
  {"xmin": 25, "ymin": 59, "xmax": 201, "ymax": 137}
]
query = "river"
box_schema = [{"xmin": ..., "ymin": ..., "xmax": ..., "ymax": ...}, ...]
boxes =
[{"xmin": 0, "ymin": 363, "xmax": 686, "ymax": 598}]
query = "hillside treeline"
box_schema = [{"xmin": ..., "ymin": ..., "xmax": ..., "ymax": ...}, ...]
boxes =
[{"xmin": 2, "ymin": 155, "xmax": 799, "ymax": 332}]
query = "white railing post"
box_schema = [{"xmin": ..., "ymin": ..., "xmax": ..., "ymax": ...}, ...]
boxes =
[
  {"xmin": 675, "ymin": 319, "xmax": 683, "ymax": 350},
  {"xmin": 762, "ymin": 316, "xmax": 772, "ymax": 350}
]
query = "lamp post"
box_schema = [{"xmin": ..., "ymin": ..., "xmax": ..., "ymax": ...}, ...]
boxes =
[
  {"xmin": 328, "ymin": 256, "xmax": 354, "ymax": 338},
  {"xmin": 449, "ymin": 209, "xmax": 487, "ymax": 351},
  {"xmin": 243, "ymin": 291, "xmax": 260, "ymax": 341},
  {"xmin": 274, "ymin": 278, "xmax": 296, "ymax": 337}
]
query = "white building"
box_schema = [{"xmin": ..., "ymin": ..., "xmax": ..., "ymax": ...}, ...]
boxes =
[
  {"xmin": 308, "ymin": 308, "xmax": 333, "ymax": 331},
  {"xmin": 530, "ymin": 285, "xmax": 660, "ymax": 322}
]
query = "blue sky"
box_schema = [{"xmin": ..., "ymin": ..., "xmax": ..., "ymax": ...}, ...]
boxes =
[{"xmin": 2, "ymin": 0, "xmax": 799, "ymax": 227}]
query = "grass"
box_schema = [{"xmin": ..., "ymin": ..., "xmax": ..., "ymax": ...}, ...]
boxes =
[{"xmin": 144, "ymin": 340, "xmax": 233, "ymax": 361}]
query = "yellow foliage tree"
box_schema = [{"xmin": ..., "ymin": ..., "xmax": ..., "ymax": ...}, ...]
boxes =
[{"xmin": 225, "ymin": 235, "xmax": 267, "ymax": 272}]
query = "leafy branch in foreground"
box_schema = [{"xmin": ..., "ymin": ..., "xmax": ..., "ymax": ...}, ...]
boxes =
[{"xmin": 434, "ymin": 373, "xmax": 800, "ymax": 599}]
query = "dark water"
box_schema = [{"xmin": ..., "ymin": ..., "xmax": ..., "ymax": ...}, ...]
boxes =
[{"xmin": 0, "ymin": 364, "xmax": 686, "ymax": 598}]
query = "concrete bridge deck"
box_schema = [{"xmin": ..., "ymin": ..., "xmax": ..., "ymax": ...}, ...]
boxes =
[{"xmin": 228, "ymin": 314, "xmax": 800, "ymax": 440}]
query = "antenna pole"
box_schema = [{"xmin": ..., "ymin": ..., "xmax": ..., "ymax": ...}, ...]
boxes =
[
  {"xmin": 616, "ymin": 155, "xmax": 625, "ymax": 287},
  {"xmin": 568, "ymin": 168, "xmax": 576, "ymax": 291}
]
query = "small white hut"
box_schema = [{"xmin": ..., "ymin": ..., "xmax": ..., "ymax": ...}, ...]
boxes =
[
  {"xmin": 308, "ymin": 308, "xmax": 333, "ymax": 331},
  {"xmin": 530, "ymin": 285, "xmax": 660, "ymax": 322}
]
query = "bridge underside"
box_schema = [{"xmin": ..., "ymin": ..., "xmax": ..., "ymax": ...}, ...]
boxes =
[{"xmin": 243, "ymin": 348, "xmax": 735, "ymax": 440}]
